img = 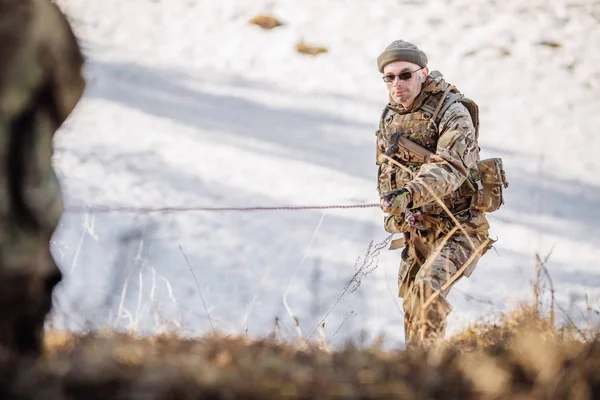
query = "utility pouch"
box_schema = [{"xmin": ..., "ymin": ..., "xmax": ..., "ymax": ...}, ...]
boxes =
[{"xmin": 470, "ymin": 158, "xmax": 509, "ymax": 213}]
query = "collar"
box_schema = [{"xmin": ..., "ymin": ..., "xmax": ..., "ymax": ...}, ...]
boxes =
[{"xmin": 386, "ymin": 74, "xmax": 449, "ymax": 113}]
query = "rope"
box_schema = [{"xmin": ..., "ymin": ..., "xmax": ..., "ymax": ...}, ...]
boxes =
[{"xmin": 64, "ymin": 203, "xmax": 381, "ymax": 214}]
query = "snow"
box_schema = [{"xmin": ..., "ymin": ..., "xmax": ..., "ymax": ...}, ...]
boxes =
[{"xmin": 49, "ymin": 0, "xmax": 600, "ymax": 348}]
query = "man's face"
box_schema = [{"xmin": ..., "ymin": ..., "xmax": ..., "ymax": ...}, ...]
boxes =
[{"xmin": 382, "ymin": 61, "xmax": 428, "ymax": 107}]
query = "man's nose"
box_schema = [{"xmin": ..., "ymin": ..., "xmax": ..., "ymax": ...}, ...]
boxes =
[{"xmin": 392, "ymin": 77, "xmax": 404, "ymax": 86}]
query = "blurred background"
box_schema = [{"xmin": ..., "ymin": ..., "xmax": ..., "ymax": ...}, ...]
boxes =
[{"xmin": 50, "ymin": 0, "xmax": 600, "ymax": 349}]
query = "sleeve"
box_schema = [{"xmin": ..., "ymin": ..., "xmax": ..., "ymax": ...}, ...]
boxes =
[
  {"xmin": 404, "ymin": 102, "xmax": 479, "ymax": 209},
  {"xmin": 376, "ymin": 137, "xmax": 382, "ymax": 166},
  {"xmin": 375, "ymin": 109, "xmax": 387, "ymax": 167}
]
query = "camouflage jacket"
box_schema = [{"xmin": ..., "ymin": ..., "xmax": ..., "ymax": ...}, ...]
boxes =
[{"xmin": 376, "ymin": 74, "xmax": 489, "ymax": 235}]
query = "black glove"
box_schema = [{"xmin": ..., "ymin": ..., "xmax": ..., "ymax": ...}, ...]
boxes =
[{"xmin": 380, "ymin": 188, "xmax": 412, "ymax": 215}]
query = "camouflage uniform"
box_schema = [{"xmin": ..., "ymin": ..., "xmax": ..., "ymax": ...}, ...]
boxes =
[
  {"xmin": 376, "ymin": 73, "xmax": 491, "ymax": 346},
  {"xmin": 0, "ymin": 0, "xmax": 85, "ymax": 356}
]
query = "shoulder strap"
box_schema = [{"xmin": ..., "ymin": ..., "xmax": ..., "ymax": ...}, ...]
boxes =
[
  {"xmin": 436, "ymin": 93, "xmax": 462, "ymax": 122},
  {"xmin": 432, "ymin": 91, "xmax": 480, "ymax": 141},
  {"xmin": 432, "ymin": 85, "xmax": 458, "ymax": 123},
  {"xmin": 379, "ymin": 105, "xmax": 395, "ymax": 130},
  {"xmin": 419, "ymin": 84, "xmax": 456, "ymax": 122},
  {"xmin": 458, "ymin": 97, "xmax": 480, "ymax": 140}
]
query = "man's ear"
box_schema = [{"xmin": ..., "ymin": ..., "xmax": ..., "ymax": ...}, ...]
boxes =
[{"xmin": 421, "ymin": 66, "xmax": 429, "ymax": 82}]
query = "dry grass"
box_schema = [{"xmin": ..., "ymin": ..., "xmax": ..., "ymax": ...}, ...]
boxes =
[
  {"xmin": 248, "ymin": 14, "xmax": 284, "ymax": 30},
  {"xmin": 296, "ymin": 40, "xmax": 328, "ymax": 56},
  {"xmin": 0, "ymin": 303, "xmax": 596, "ymax": 399},
  {"xmin": 247, "ymin": 15, "xmax": 328, "ymax": 56},
  {"xmin": 0, "ymin": 250, "xmax": 596, "ymax": 399}
]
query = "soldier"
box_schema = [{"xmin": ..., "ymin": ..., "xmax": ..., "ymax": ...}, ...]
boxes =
[
  {"xmin": 375, "ymin": 40, "xmax": 494, "ymax": 347},
  {"xmin": 0, "ymin": 0, "xmax": 85, "ymax": 356}
]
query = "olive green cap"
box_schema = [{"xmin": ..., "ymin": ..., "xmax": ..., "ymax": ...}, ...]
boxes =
[{"xmin": 377, "ymin": 40, "xmax": 428, "ymax": 72}]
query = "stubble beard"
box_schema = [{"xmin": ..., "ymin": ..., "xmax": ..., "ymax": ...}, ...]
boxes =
[{"xmin": 393, "ymin": 90, "xmax": 414, "ymax": 106}]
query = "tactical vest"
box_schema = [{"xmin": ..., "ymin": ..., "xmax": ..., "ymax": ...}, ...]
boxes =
[{"xmin": 376, "ymin": 72, "xmax": 481, "ymax": 215}]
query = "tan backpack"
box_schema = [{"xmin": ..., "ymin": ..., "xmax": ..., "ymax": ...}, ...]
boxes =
[{"xmin": 439, "ymin": 90, "xmax": 509, "ymax": 213}]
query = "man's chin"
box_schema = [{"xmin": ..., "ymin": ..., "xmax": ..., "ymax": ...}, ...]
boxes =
[{"xmin": 392, "ymin": 95, "xmax": 409, "ymax": 104}]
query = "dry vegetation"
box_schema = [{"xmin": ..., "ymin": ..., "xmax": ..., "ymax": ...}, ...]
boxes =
[
  {"xmin": 0, "ymin": 301, "xmax": 595, "ymax": 399},
  {"xmin": 295, "ymin": 40, "xmax": 328, "ymax": 56},
  {"xmin": 248, "ymin": 14, "xmax": 284, "ymax": 30},
  {"xmin": 247, "ymin": 14, "xmax": 328, "ymax": 55},
  {"xmin": 0, "ymin": 253, "xmax": 597, "ymax": 399}
]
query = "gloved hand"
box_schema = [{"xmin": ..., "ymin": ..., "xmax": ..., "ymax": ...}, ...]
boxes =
[{"xmin": 380, "ymin": 188, "xmax": 412, "ymax": 215}]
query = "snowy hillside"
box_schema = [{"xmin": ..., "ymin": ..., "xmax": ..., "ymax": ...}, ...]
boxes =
[{"xmin": 49, "ymin": 0, "xmax": 600, "ymax": 348}]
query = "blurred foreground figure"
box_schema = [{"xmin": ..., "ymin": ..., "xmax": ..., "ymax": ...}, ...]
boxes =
[
  {"xmin": 375, "ymin": 40, "xmax": 508, "ymax": 347},
  {"xmin": 0, "ymin": 0, "xmax": 85, "ymax": 356}
]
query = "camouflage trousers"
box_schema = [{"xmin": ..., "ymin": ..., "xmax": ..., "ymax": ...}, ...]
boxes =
[{"xmin": 397, "ymin": 227, "xmax": 489, "ymax": 348}]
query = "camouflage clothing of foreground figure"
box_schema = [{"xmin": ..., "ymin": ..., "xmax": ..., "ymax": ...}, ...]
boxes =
[
  {"xmin": 0, "ymin": 0, "xmax": 85, "ymax": 356},
  {"xmin": 375, "ymin": 40, "xmax": 496, "ymax": 347}
]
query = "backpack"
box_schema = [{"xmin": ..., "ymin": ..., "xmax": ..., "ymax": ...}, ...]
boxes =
[{"xmin": 435, "ymin": 85, "xmax": 509, "ymax": 213}]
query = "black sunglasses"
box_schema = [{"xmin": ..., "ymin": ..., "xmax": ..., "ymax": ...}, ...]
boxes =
[{"xmin": 381, "ymin": 66, "xmax": 424, "ymax": 83}]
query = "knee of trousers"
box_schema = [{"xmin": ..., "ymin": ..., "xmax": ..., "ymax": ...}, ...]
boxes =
[
  {"xmin": 402, "ymin": 281, "xmax": 453, "ymax": 321},
  {"xmin": 414, "ymin": 254, "xmax": 459, "ymax": 294}
]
